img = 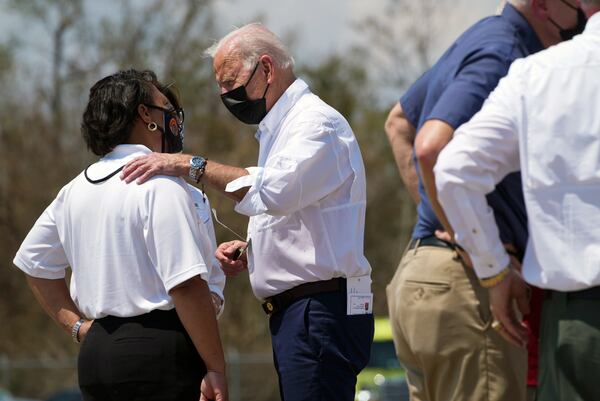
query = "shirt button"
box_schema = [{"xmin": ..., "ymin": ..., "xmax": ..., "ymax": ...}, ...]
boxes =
[{"xmin": 472, "ymin": 229, "xmax": 478, "ymax": 234}]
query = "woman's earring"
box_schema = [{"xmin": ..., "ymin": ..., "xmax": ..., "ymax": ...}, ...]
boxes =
[{"xmin": 147, "ymin": 122, "xmax": 158, "ymax": 131}]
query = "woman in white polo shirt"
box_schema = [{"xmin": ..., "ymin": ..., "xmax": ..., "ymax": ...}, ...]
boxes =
[{"xmin": 13, "ymin": 69, "xmax": 228, "ymax": 401}]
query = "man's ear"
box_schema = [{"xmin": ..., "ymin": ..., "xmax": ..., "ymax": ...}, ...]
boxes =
[
  {"xmin": 138, "ymin": 104, "xmax": 152, "ymax": 124},
  {"xmin": 531, "ymin": 0, "xmax": 550, "ymax": 19},
  {"xmin": 260, "ymin": 55, "xmax": 274, "ymax": 84}
]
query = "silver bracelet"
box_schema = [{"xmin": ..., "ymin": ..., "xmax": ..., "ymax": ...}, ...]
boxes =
[{"xmin": 71, "ymin": 319, "xmax": 85, "ymax": 343}]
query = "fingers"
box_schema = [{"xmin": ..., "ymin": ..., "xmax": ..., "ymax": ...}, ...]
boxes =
[
  {"xmin": 215, "ymin": 241, "xmax": 248, "ymax": 276},
  {"xmin": 489, "ymin": 272, "xmax": 529, "ymax": 347},
  {"xmin": 221, "ymin": 262, "xmax": 246, "ymax": 277},
  {"xmin": 120, "ymin": 154, "xmax": 164, "ymax": 184},
  {"xmin": 135, "ymin": 166, "xmax": 159, "ymax": 184},
  {"xmin": 121, "ymin": 157, "xmax": 147, "ymax": 183},
  {"xmin": 491, "ymin": 300, "xmax": 528, "ymax": 347},
  {"xmin": 434, "ymin": 229, "xmax": 452, "ymax": 242}
]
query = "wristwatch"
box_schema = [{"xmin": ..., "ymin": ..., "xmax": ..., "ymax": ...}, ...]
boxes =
[{"xmin": 189, "ymin": 155, "xmax": 207, "ymax": 183}]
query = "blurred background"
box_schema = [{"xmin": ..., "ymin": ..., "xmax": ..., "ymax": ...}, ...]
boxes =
[{"xmin": 0, "ymin": 0, "xmax": 501, "ymax": 399}]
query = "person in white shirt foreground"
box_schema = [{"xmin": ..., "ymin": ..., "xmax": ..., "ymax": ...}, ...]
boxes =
[
  {"xmin": 120, "ymin": 23, "xmax": 374, "ymax": 401},
  {"xmin": 13, "ymin": 69, "xmax": 228, "ymax": 401},
  {"xmin": 435, "ymin": 2, "xmax": 600, "ymax": 400}
]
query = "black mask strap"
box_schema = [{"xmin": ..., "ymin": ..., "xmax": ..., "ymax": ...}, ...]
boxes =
[
  {"xmin": 245, "ymin": 62, "xmax": 260, "ymax": 86},
  {"xmin": 84, "ymin": 165, "xmax": 125, "ymax": 184}
]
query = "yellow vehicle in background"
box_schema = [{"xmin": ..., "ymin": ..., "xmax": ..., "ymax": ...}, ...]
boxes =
[{"xmin": 356, "ymin": 317, "xmax": 409, "ymax": 401}]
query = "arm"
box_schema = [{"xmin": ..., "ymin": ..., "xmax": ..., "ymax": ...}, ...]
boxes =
[
  {"xmin": 14, "ymin": 197, "xmax": 93, "ymax": 341},
  {"xmin": 414, "ymin": 119, "xmax": 456, "ymax": 237},
  {"xmin": 170, "ymin": 276, "xmax": 228, "ymax": 401},
  {"xmin": 226, "ymin": 118, "xmax": 353, "ymax": 217},
  {"xmin": 435, "ymin": 61, "xmax": 527, "ymax": 346},
  {"xmin": 121, "ymin": 153, "xmax": 249, "ymax": 202},
  {"xmin": 25, "ymin": 276, "xmax": 93, "ymax": 341},
  {"xmin": 384, "ymin": 103, "xmax": 420, "ymax": 203}
]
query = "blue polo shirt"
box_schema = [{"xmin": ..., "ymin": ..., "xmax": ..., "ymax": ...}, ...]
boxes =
[{"xmin": 401, "ymin": 4, "xmax": 544, "ymax": 253}]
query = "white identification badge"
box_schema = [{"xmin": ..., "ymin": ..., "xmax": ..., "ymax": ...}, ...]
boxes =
[{"xmin": 346, "ymin": 275, "xmax": 373, "ymax": 315}]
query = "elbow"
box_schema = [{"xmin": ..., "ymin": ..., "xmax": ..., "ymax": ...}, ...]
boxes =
[
  {"xmin": 384, "ymin": 114, "xmax": 396, "ymax": 140},
  {"xmin": 415, "ymin": 139, "xmax": 440, "ymax": 171}
]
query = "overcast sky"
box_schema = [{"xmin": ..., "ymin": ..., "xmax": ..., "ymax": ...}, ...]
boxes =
[
  {"xmin": 213, "ymin": 0, "xmax": 502, "ymax": 62},
  {"xmin": 0, "ymin": 0, "xmax": 503, "ymax": 104}
]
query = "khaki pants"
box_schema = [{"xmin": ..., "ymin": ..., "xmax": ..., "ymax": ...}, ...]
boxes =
[{"xmin": 386, "ymin": 244, "xmax": 527, "ymax": 401}]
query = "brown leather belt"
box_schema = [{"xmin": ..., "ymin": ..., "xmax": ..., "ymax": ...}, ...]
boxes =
[{"xmin": 262, "ymin": 278, "xmax": 346, "ymax": 316}]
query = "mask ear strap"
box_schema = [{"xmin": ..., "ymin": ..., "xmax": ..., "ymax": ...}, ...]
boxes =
[
  {"xmin": 245, "ymin": 62, "xmax": 260, "ymax": 86},
  {"xmin": 261, "ymin": 83, "xmax": 270, "ymax": 98},
  {"xmin": 559, "ymin": 0, "xmax": 578, "ymax": 11}
]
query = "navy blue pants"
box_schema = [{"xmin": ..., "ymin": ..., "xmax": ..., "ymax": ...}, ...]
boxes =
[{"xmin": 270, "ymin": 290, "xmax": 374, "ymax": 401}]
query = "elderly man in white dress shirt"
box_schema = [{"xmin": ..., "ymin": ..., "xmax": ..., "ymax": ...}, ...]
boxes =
[
  {"xmin": 120, "ymin": 23, "xmax": 374, "ymax": 401},
  {"xmin": 434, "ymin": 2, "xmax": 600, "ymax": 400}
]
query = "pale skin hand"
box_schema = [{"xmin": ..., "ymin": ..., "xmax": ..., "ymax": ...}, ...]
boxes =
[
  {"xmin": 201, "ymin": 371, "xmax": 228, "ymax": 401},
  {"xmin": 121, "ymin": 153, "xmax": 190, "ymax": 184},
  {"xmin": 215, "ymin": 240, "xmax": 248, "ymax": 277},
  {"xmin": 120, "ymin": 153, "xmax": 249, "ymax": 202},
  {"xmin": 489, "ymin": 268, "xmax": 530, "ymax": 348}
]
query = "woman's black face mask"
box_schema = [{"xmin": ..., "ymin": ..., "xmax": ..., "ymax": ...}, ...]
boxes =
[
  {"xmin": 145, "ymin": 104, "xmax": 185, "ymax": 153},
  {"xmin": 220, "ymin": 62, "xmax": 270, "ymax": 125}
]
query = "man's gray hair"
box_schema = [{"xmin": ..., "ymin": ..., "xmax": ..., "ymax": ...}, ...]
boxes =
[{"xmin": 205, "ymin": 23, "xmax": 295, "ymax": 72}]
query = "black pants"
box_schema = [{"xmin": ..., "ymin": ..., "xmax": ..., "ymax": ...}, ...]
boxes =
[{"xmin": 78, "ymin": 309, "xmax": 206, "ymax": 401}]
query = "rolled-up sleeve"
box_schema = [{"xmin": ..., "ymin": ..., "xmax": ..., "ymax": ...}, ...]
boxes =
[
  {"xmin": 435, "ymin": 61, "xmax": 524, "ymax": 279},
  {"xmin": 226, "ymin": 117, "xmax": 353, "ymax": 217}
]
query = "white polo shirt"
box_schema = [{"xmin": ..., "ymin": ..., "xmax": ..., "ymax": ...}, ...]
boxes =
[
  {"xmin": 14, "ymin": 144, "xmax": 212, "ymax": 319},
  {"xmin": 188, "ymin": 185, "xmax": 225, "ymax": 308},
  {"xmin": 226, "ymin": 79, "xmax": 371, "ymax": 299}
]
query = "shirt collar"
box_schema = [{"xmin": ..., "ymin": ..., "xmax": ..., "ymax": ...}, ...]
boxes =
[
  {"xmin": 503, "ymin": 3, "xmax": 545, "ymax": 55},
  {"xmin": 256, "ymin": 78, "xmax": 310, "ymax": 140},
  {"xmin": 103, "ymin": 144, "xmax": 152, "ymax": 161},
  {"xmin": 584, "ymin": 11, "xmax": 600, "ymax": 35}
]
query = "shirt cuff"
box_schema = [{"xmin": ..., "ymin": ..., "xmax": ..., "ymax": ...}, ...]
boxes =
[
  {"xmin": 163, "ymin": 264, "xmax": 209, "ymax": 292},
  {"xmin": 225, "ymin": 167, "xmax": 268, "ymax": 216},
  {"xmin": 469, "ymin": 243, "xmax": 511, "ymax": 279},
  {"xmin": 13, "ymin": 255, "xmax": 66, "ymax": 280}
]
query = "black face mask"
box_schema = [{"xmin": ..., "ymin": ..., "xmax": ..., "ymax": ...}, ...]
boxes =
[
  {"xmin": 549, "ymin": 0, "xmax": 587, "ymax": 41},
  {"xmin": 220, "ymin": 62, "xmax": 270, "ymax": 125},
  {"xmin": 145, "ymin": 105, "xmax": 185, "ymax": 153}
]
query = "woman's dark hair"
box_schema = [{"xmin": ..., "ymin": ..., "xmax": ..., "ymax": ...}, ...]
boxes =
[{"xmin": 81, "ymin": 69, "xmax": 162, "ymax": 156}]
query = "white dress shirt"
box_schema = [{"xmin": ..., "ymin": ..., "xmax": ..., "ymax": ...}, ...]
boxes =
[
  {"xmin": 435, "ymin": 13, "xmax": 600, "ymax": 291},
  {"xmin": 14, "ymin": 144, "xmax": 219, "ymax": 318},
  {"xmin": 226, "ymin": 79, "xmax": 371, "ymax": 299}
]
